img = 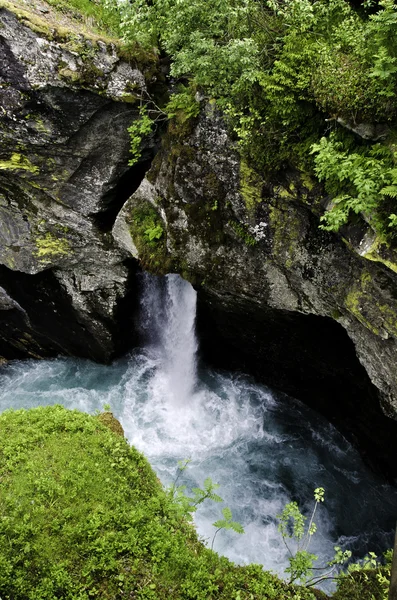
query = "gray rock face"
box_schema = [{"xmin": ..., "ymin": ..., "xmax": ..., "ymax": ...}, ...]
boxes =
[
  {"xmin": 114, "ymin": 104, "xmax": 397, "ymax": 477},
  {"xmin": 0, "ymin": 6, "xmax": 157, "ymax": 361}
]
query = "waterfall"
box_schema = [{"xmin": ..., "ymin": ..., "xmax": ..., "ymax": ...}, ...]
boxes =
[{"xmin": 139, "ymin": 273, "xmax": 198, "ymax": 405}]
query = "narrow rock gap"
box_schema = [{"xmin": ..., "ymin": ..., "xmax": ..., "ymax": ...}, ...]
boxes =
[{"xmin": 94, "ymin": 157, "xmax": 154, "ymax": 232}]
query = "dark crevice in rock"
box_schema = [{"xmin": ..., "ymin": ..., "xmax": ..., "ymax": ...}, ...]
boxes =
[
  {"xmin": 95, "ymin": 157, "xmax": 154, "ymax": 232},
  {"xmin": 0, "ymin": 265, "xmax": 114, "ymax": 362},
  {"xmin": 196, "ymin": 289, "xmax": 397, "ymax": 481},
  {"xmin": 112, "ymin": 259, "xmax": 143, "ymax": 354}
]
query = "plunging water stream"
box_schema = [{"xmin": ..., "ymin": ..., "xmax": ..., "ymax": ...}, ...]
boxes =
[{"xmin": 0, "ymin": 273, "xmax": 396, "ymax": 586}]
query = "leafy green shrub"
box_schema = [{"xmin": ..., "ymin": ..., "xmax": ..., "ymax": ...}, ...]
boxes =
[
  {"xmin": 0, "ymin": 406, "xmax": 319, "ymax": 600},
  {"xmin": 311, "ymin": 133, "xmax": 397, "ymax": 234},
  {"xmin": 333, "ymin": 551, "xmax": 392, "ymax": 600},
  {"xmin": 277, "ymin": 488, "xmax": 351, "ymax": 587},
  {"xmin": 127, "ymin": 201, "xmax": 170, "ymax": 273},
  {"xmin": 106, "ymin": 0, "xmax": 397, "ymax": 239},
  {"xmin": 128, "ymin": 107, "xmax": 155, "ymax": 166},
  {"xmin": 167, "ymin": 461, "xmax": 244, "ymax": 550}
]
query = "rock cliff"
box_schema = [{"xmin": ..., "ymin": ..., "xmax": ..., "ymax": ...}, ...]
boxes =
[{"xmin": 0, "ymin": 1, "xmax": 159, "ymax": 361}]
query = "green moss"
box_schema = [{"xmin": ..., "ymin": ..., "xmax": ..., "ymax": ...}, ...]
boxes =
[
  {"xmin": 0, "ymin": 405, "xmax": 321, "ymax": 600},
  {"xmin": 0, "ymin": 153, "xmax": 39, "ymax": 174},
  {"xmin": 300, "ymin": 171, "xmax": 315, "ymax": 192},
  {"xmin": 278, "ymin": 187, "xmax": 295, "ymax": 199},
  {"xmin": 344, "ymin": 271, "xmax": 380, "ymax": 335},
  {"xmin": 360, "ymin": 236, "xmax": 397, "ymax": 275},
  {"xmin": 96, "ymin": 411, "xmax": 124, "ymax": 437},
  {"xmin": 0, "ymin": 1, "xmax": 69, "ymax": 41},
  {"xmin": 31, "ymin": 117, "xmax": 52, "ymax": 134},
  {"xmin": 376, "ymin": 303, "xmax": 397, "ymax": 338},
  {"xmin": 343, "ymin": 266, "xmax": 397, "ymax": 337},
  {"xmin": 333, "ymin": 568, "xmax": 390, "ymax": 600},
  {"xmin": 120, "ymin": 92, "xmax": 138, "ymax": 104},
  {"xmin": 128, "ymin": 201, "xmax": 171, "ymax": 274},
  {"xmin": 345, "ymin": 289, "xmax": 380, "ymax": 335},
  {"xmin": 58, "ymin": 67, "xmax": 81, "ymax": 83},
  {"xmin": 239, "ymin": 159, "xmax": 263, "ymax": 211},
  {"xmin": 1, "ymin": 0, "xmax": 158, "ymax": 85},
  {"xmin": 35, "ymin": 232, "xmax": 70, "ymax": 262},
  {"xmin": 269, "ymin": 203, "xmax": 302, "ymax": 269},
  {"xmin": 228, "ymin": 220, "xmax": 257, "ymax": 246}
]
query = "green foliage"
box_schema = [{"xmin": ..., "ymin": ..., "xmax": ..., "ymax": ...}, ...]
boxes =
[
  {"xmin": 165, "ymin": 86, "xmax": 200, "ymax": 124},
  {"xmin": 167, "ymin": 462, "xmax": 244, "ymax": 552},
  {"xmin": 128, "ymin": 202, "xmax": 167, "ymax": 272},
  {"xmin": 169, "ymin": 475, "xmax": 223, "ymax": 520},
  {"xmin": 212, "ymin": 507, "xmax": 245, "ymax": 550},
  {"xmin": 0, "ymin": 406, "xmax": 318, "ymax": 600},
  {"xmin": 145, "ymin": 223, "xmax": 163, "ymax": 242},
  {"xmin": 277, "ymin": 487, "xmax": 351, "ymax": 587},
  {"xmin": 128, "ymin": 107, "xmax": 155, "ymax": 167},
  {"xmin": 333, "ymin": 550, "xmax": 392, "ymax": 600},
  {"xmin": 108, "ymin": 0, "xmax": 397, "ymax": 241},
  {"xmin": 45, "ymin": 0, "xmax": 123, "ymax": 36},
  {"xmin": 228, "ymin": 220, "xmax": 258, "ymax": 246},
  {"xmin": 311, "ymin": 134, "xmax": 397, "ymax": 234}
]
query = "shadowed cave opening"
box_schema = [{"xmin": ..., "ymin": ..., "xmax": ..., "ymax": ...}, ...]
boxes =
[
  {"xmin": 195, "ymin": 287, "xmax": 397, "ymax": 481},
  {"xmin": 95, "ymin": 157, "xmax": 153, "ymax": 231}
]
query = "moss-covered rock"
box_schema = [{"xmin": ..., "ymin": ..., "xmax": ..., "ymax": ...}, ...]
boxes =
[
  {"xmin": 332, "ymin": 568, "xmax": 390, "ymax": 600},
  {"xmin": 97, "ymin": 410, "xmax": 124, "ymax": 437}
]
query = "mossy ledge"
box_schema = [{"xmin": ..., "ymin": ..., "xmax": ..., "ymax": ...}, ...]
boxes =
[{"xmin": 0, "ymin": 405, "xmax": 335, "ymax": 600}]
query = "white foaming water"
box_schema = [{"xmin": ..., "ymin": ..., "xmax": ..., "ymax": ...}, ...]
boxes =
[
  {"xmin": 140, "ymin": 273, "xmax": 198, "ymax": 405},
  {"xmin": 0, "ymin": 273, "xmax": 396, "ymax": 587}
]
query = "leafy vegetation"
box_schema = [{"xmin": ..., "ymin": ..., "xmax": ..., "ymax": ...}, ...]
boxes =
[
  {"xmin": 277, "ymin": 488, "xmax": 351, "ymax": 587},
  {"xmin": 311, "ymin": 133, "xmax": 397, "ymax": 234},
  {"xmin": 127, "ymin": 201, "xmax": 169, "ymax": 273},
  {"xmin": 0, "ymin": 407, "xmax": 392, "ymax": 599},
  {"xmin": 102, "ymin": 0, "xmax": 397, "ymax": 241},
  {"xmin": 167, "ymin": 459, "xmax": 244, "ymax": 551},
  {"xmin": 0, "ymin": 405, "xmax": 322, "ymax": 600},
  {"xmin": 332, "ymin": 550, "xmax": 392, "ymax": 600}
]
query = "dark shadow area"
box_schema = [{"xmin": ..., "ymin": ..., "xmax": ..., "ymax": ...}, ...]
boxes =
[
  {"xmin": 95, "ymin": 157, "xmax": 153, "ymax": 231},
  {"xmin": 0, "ymin": 265, "xmax": 110, "ymax": 361},
  {"xmin": 0, "ymin": 261, "xmax": 142, "ymax": 363},
  {"xmin": 196, "ymin": 287, "xmax": 397, "ymax": 481},
  {"xmin": 113, "ymin": 259, "xmax": 144, "ymax": 355}
]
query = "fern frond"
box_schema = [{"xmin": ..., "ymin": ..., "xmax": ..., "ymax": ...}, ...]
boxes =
[{"xmin": 380, "ymin": 185, "xmax": 397, "ymax": 198}]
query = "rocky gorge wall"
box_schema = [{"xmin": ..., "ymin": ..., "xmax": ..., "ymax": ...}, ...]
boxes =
[
  {"xmin": 0, "ymin": 1, "xmax": 159, "ymax": 361},
  {"xmin": 114, "ymin": 105, "xmax": 397, "ymax": 478},
  {"xmin": 2, "ymin": 1, "xmax": 397, "ymax": 477}
]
